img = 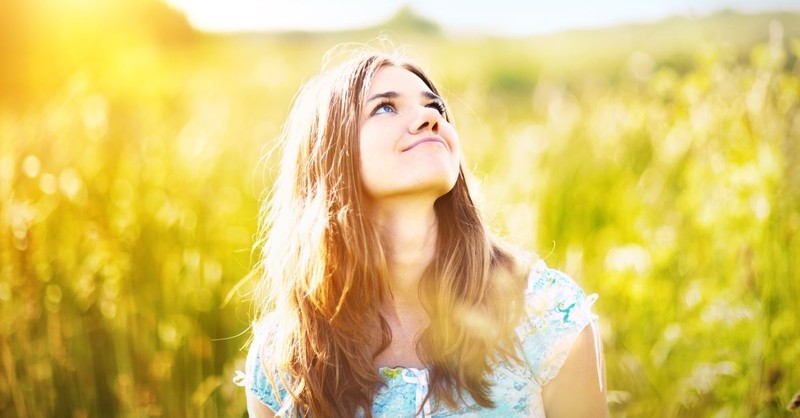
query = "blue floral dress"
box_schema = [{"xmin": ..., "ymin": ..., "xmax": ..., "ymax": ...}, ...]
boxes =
[{"xmin": 235, "ymin": 260, "xmax": 601, "ymax": 417}]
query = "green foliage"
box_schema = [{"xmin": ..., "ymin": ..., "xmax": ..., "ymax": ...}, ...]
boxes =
[{"xmin": 1, "ymin": 5, "xmax": 799, "ymax": 417}]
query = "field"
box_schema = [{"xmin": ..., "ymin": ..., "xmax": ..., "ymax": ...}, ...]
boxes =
[{"xmin": 1, "ymin": 2, "xmax": 799, "ymax": 417}]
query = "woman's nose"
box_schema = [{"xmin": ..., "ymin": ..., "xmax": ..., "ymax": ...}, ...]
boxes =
[{"xmin": 410, "ymin": 106, "xmax": 440, "ymax": 134}]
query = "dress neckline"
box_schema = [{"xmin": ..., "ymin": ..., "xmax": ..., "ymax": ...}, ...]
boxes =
[{"xmin": 378, "ymin": 365, "xmax": 429, "ymax": 381}]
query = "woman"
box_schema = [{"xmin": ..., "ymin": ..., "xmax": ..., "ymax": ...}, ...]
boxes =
[{"xmin": 237, "ymin": 47, "xmax": 607, "ymax": 417}]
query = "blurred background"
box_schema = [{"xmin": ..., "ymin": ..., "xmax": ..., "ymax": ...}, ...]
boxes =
[{"xmin": 2, "ymin": 0, "xmax": 799, "ymax": 416}]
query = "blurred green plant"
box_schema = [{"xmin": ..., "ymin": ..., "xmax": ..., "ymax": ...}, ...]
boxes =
[{"xmin": 1, "ymin": 2, "xmax": 799, "ymax": 417}]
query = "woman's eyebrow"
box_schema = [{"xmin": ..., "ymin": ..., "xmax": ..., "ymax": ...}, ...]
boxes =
[
  {"xmin": 366, "ymin": 91, "xmax": 399, "ymax": 103},
  {"xmin": 366, "ymin": 91, "xmax": 442, "ymax": 104},
  {"xmin": 422, "ymin": 91, "xmax": 442, "ymax": 102}
]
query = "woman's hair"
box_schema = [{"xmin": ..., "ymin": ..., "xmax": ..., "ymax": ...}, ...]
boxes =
[{"xmin": 252, "ymin": 47, "xmax": 529, "ymax": 417}]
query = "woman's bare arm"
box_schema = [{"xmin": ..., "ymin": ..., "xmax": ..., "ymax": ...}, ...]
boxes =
[{"xmin": 542, "ymin": 325, "xmax": 608, "ymax": 418}]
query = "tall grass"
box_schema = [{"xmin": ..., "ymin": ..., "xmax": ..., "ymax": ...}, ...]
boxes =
[{"xmin": 1, "ymin": 5, "xmax": 799, "ymax": 417}]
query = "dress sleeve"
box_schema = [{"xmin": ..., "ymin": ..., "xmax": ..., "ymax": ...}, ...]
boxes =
[
  {"xmin": 517, "ymin": 260, "xmax": 602, "ymax": 389},
  {"xmin": 233, "ymin": 330, "xmax": 292, "ymax": 415}
]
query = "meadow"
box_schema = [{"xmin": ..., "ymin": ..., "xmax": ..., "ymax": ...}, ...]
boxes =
[{"xmin": 1, "ymin": 2, "xmax": 799, "ymax": 417}]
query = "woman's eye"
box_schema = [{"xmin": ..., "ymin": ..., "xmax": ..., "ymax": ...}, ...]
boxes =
[
  {"xmin": 374, "ymin": 104, "xmax": 395, "ymax": 115},
  {"xmin": 427, "ymin": 101, "xmax": 446, "ymax": 115}
]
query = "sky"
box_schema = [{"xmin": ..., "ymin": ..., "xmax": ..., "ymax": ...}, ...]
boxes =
[{"xmin": 164, "ymin": 0, "xmax": 800, "ymax": 36}]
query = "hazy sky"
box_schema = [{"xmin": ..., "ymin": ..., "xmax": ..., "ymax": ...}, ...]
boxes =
[{"xmin": 165, "ymin": 0, "xmax": 800, "ymax": 36}]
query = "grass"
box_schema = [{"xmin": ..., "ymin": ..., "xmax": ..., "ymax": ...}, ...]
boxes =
[{"xmin": 1, "ymin": 3, "xmax": 799, "ymax": 417}]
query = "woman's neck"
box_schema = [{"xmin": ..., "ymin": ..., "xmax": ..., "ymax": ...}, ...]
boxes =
[{"xmin": 373, "ymin": 202, "xmax": 438, "ymax": 315}]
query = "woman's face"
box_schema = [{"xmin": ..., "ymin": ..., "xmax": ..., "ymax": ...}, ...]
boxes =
[{"xmin": 358, "ymin": 65, "xmax": 460, "ymax": 203}]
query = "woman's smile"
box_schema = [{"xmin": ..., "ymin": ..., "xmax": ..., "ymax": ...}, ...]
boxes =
[{"xmin": 402, "ymin": 136, "xmax": 448, "ymax": 152}]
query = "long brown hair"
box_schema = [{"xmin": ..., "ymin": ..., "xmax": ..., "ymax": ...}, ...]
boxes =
[{"xmin": 253, "ymin": 47, "xmax": 529, "ymax": 417}]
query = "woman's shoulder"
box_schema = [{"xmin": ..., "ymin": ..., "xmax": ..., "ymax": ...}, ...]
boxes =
[
  {"xmin": 234, "ymin": 317, "xmax": 294, "ymax": 415},
  {"xmin": 523, "ymin": 260, "xmax": 594, "ymax": 311},
  {"xmin": 516, "ymin": 259, "xmax": 600, "ymax": 386}
]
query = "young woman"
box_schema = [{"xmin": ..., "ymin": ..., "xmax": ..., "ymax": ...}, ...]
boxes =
[{"xmin": 236, "ymin": 47, "xmax": 607, "ymax": 417}]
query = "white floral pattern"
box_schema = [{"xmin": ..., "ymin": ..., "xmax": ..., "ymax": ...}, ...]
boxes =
[{"xmin": 238, "ymin": 260, "xmax": 600, "ymax": 417}]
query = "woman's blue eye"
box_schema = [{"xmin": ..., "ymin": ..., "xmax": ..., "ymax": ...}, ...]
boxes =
[{"xmin": 374, "ymin": 104, "xmax": 395, "ymax": 115}]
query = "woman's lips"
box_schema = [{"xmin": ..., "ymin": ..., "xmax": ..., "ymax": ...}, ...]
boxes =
[{"xmin": 403, "ymin": 137, "xmax": 446, "ymax": 152}]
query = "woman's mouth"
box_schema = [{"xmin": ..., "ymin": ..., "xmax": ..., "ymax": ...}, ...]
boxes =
[{"xmin": 403, "ymin": 137, "xmax": 446, "ymax": 152}]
